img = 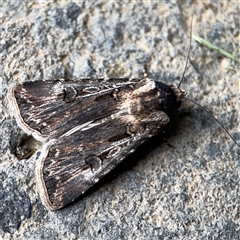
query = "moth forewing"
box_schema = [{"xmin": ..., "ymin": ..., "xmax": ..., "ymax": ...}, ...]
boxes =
[
  {"xmin": 36, "ymin": 134, "xmax": 139, "ymax": 209},
  {"xmin": 9, "ymin": 78, "xmax": 186, "ymax": 210},
  {"xmin": 8, "ymin": 79, "xmax": 137, "ymax": 141}
]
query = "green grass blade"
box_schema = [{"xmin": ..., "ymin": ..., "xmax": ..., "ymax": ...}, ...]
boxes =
[{"xmin": 192, "ymin": 34, "xmax": 240, "ymax": 63}]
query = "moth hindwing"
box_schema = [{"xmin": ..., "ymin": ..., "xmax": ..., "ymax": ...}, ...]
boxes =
[{"xmin": 8, "ymin": 78, "xmax": 186, "ymax": 210}]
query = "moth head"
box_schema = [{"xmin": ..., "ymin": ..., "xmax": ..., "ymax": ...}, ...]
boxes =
[
  {"xmin": 169, "ymin": 85, "xmax": 187, "ymax": 109},
  {"xmin": 154, "ymin": 82, "xmax": 187, "ymax": 117}
]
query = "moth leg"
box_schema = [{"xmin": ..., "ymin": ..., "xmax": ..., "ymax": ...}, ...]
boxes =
[{"xmin": 163, "ymin": 138, "xmax": 175, "ymax": 149}]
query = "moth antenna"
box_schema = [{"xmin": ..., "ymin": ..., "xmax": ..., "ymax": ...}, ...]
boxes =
[
  {"xmin": 178, "ymin": 17, "xmax": 194, "ymax": 89},
  {"xmin": 180, "ymin": 18, "xmax": 239, "ymax": 147},
  {"xmin": 143, "ymin": 63, "xmax": 148, "ymax": 78},
  {"xmin": 185, "ymin": 97, "xmax": 240, "ymax": 148}
]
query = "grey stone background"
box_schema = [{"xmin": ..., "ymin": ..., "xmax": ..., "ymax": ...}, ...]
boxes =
[{"xmin": 0, "ymin": 1, "xmax": 239, "ymax": 239}]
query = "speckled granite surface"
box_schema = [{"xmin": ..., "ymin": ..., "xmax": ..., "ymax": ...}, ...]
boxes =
[{"xmin": 1, "ymin": 1, "xmax": 239, "ymax": 239}]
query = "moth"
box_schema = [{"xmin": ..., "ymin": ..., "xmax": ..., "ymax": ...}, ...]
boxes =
[{"xmin": 8, "ymin": 77, "xmax": 187, "ymax": 210}]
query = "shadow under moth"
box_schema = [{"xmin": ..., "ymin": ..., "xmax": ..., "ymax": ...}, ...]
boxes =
[{"xmin": 8, "ymin": 77, "xmax": 187, "ymax": 210}]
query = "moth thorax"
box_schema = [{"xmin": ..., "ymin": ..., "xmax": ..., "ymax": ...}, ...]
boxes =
[{"xmin": 169, "ymin": 85, "xmax": 187, "ymax": 102}]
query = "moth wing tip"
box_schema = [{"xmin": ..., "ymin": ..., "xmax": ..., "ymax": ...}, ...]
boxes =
[{"xmin": 35, "ymin": 142, "xmax": 62, "ymax": 211}]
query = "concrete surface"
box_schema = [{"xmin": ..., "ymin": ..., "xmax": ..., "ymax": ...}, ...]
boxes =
[{"xmin": 0, "ymin": 1, "xmax": 239, "ymax": 239}]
